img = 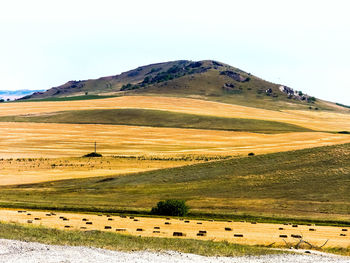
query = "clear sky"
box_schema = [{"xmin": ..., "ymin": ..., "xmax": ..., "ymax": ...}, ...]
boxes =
[{"xmin": 0, "ymin": 0, "xmax": 349, "ymax": 104}]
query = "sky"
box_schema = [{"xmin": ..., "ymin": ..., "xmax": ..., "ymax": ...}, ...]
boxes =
[{"xmin": 0, "ymin": 0, "xmax": 349, "ymax": 104}]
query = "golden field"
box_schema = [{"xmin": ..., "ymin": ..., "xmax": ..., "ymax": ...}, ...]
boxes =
[
  {"xmin": 0, "ymin": 209, "xmax": 348, "ymax": 248},
  {"xmin": 1, "ymin": 96, "xmax": 350, "ymax": 131},
  {"xmin": 1, "ymin": 122, "xmax": 349, "ymax": 159}
]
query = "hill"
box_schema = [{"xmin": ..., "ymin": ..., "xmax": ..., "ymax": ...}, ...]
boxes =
[{"xmin": 18, "ymin": 60, "xmax": 339, "ymax": 111}]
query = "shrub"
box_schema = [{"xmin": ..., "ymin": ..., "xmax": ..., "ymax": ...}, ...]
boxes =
[
  {"xmin": 151, "ymin": 199, "xmax": 189, "ymax": 216},
  {"xmin": 83, "ymin": 152, "xmax": 102, "ymax": 157}
]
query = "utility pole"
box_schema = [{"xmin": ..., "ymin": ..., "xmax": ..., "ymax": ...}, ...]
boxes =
[{"xmin": 94, "ymin": 141, "xmax": 97, "ymax": 153}]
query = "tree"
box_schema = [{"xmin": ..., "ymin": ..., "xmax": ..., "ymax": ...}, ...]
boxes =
[{"xmin": 151, "ymin": 199, "xmax": 189, "ymax": 216}]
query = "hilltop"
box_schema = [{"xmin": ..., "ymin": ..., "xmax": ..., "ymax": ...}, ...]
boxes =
[{"xmin": 18, "ymin": 60, "xmax": 342, "ymax": 111}]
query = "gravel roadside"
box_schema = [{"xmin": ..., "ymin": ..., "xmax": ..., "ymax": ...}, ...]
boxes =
[{"xmin": 0, "ymin": 239, "xmax": 349, "ymax": 263}]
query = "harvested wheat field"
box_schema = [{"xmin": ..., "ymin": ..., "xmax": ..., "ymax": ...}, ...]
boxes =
[
  {"xmin": 0, "ymin": 157, "xmax": 197, "ymax": 185},
  {"xmin": 1, "ymin": 96, "xmax": 350, "ymax": 131},
  {"xmin": 1, "ymin": 122, "xmax": 350, "ymax": 158},
  {"xmin": 0, "ymin": 209, "xmax": 349, "ymax": 249}
]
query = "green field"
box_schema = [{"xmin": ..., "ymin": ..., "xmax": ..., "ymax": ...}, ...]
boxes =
[
  {"xmin": 1, "ymin": 143, "xmax": 350, "ymax": 223},
  {"xmin": 0, "ymin": 108, "xmax": 312, "ymax": 134}
]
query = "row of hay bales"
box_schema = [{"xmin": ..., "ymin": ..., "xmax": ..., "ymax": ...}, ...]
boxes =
[{"xmin": 17, "ymin": 210, "xmax": 349, "ymax": 242}]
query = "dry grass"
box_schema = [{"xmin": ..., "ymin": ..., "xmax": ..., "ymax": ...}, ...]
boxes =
[
  {"xmin": 2, "ymin": 96, "xmax": 350, "ymax": 131},
  {"xmin": 0, "ymin": 209, "xmax": 349, "ymax": 249},
  {"xmin": 0, "ymin": 122, "xmax": 349, "ymax": 158},
  {"xmin": 0, "ymin": 157, "xmax": 197, "ymax": 185}
]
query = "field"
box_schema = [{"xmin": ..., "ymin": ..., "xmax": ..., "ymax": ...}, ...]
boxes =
[
  {"xmin": 0, "ymin": 209, "xmax": 348, "ymax": 249},
  {"xmin": 0, "ymin": 220, "xmax": 280, "ymax": 258},
  {"xmin": 0, "ymin": 108, "xmax": 312, "ymax": 134},
  {"xmin": 0, "ymin": 157, "xmax": 198, "ymax": 185},
  {"xmin": 0, "ymin": 94, "xmax": 350, "ymax": 256},
  {"xmin": 1, "ymin": 143, "xmax": 350, "ymax": 222},
  {"xmin": 1, "ymin": 96, "xmax": 350, "ymax": 131},
  {"xmin": 1, "ymin": 122, "xmax": 349, "ymax": 158}
]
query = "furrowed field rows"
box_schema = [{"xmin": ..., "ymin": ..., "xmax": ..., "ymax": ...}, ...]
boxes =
[{"xmin": 0, "ymin": 122, "xmax": 349, "ymax": 158}]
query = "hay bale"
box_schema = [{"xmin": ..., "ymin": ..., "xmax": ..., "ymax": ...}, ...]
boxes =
[
  {"xmin": 292, "ymin": 225, "xmax": 298, "ymax": 228},
  {"xmin": 64, "ymin": 225, "xmax": 71, "ymax": 228},
  {"xmin": 59, "ymin": 216, "xmax": 65, "ymax": 219},
  {"xmin": 80, "ymin": 227, "xmax": 87, "ymax": 229},
  {"xmin": 51, "ymin": 213, "xmax": 56, "ymax": 216},
  {"xmin": 234, "ymin": 234, "xmax": 244, "ymax": 237},
  {"xmin": 173, "ymin": 232, "xmax": 185, "ymax": 237},
  {"xmin": 197, "ymin": 233, "xmax": 206, "ymax": 236},
  {"xmin": 251, "ymin": 222, "xmax": 257, "ymax": 224},
  {"xmin": 86, "ymin": 222, "xmax": 93, "ymax": 225},
  {"xmin": 278, "ymin": 228, "xmax": 284, "ymax": 230},
  {"xmin": 34, "ymin": 218, "xmax": 41, "ymax": 220},
  {"xmin": 136, "ymin": 228, "xmax": 144, "ymax": 232},
  {"xmin": 153, "ymin": 231, "xmax": 160, "ymax": 233},
  {"xmin": 27, "ymin": 213, "xmax": 31, "ymax": 216},
  {"xmin": 154, "ymin": 227, "xmax": 160, "ymax": 229},
  {"xmin": 63, "ymin": 218, "xmax": 69, "ymax": 221},
  {"xmin": 106, "ymin": 215, "xmax": 111, "ymax": 217},
  {"xmin": 116, "ymin": 228, "xmax": 126, "ymax": 232},
  {"xmin": 133, "ymin": 219, "xmax": 139, "ymax": 221},
  {"xmin": 27, "ymin": 220, "xmax": 33, "ymax": 223},
  {"xmin": 184, "ymin": 220, "xmax": 190, "ymax": 223},
  {"xmin": 46, "ymin": 214, "xmax": 51, "ymax": 216},
  {"xmin": 129, "ymin": 217, "xmax": 135, "ymax": 219},
  {"xmin": 227, "ymin": 220, "xmax": 232, "ymax": 223},
  {"xmin": 104, "ymin": 226, "xmax": 112, "ymax": 229},
  {"xmin": 279, "ymin": 235, "xmax": 288, "ymax": 238},
  {"xmin": 108, "ymin": 218, "xmax": 113, "ymax": 221},
  {"xmin": 120, "ymin": 215, "xmax": 127, "ymax": 218},
  {"xmin": 166, "ymin": 218, "xmax": 171, "ymax": 220},
  {"xmin": 340, "ymin": 234, "xmax": 347, "ymax": 236},
  {"xmin": 309, "ymin": 228, "xmax": 316, "ymax": 231},
  {"xmin": 82, "ymin": 218, "xmax": 88, "ymax": 221},
  {"xmin": 199, "ymin": 230, "xmax": 207, "ymax": 234},
  {"xmin": 291, "ymin": 234, "xmax": 302, "ymax": 238},
  {"xmin": 225, "ymin": 227, "xmax": 232, "ymax": 231},
  {"xmin": 197, "ymin": 222, "xmax": 202, "ymax": 224},
  {"xmin": 342, "ymin": 229, "xmax": 348, "ymax": 232},
  {"xmin": 165, "ymin": 222, "xmax": 171, "ymax": 225}
]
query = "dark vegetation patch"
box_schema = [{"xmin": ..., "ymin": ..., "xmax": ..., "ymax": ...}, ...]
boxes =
[
  {"xmin": 151, "ymin": 200, "xmax": 189, "ymax": 216},
  {"xmin": 83, "ymin": 152, "xmax": 103, "ymax": 158}
]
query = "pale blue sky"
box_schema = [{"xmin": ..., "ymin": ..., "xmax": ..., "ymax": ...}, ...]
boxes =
[{"xmin": 0, "ymin": 0, "xmax": 349, "ymax": 104}]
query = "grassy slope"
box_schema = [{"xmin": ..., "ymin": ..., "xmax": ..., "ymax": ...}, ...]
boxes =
[
  {"xmin": 0, "ymin": 222, "xmax": 278, "ymax": 257},
  {"xmin": 0, "ymin": 108, "xmax": 312, "ymax": 134},
  {"xmin": 1, "ymin": 143, "xmax": 350, "ymax": 222}
]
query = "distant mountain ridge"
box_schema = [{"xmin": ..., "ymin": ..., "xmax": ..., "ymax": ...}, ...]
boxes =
[
  {"xmin": 17, "ymin": 60, "xmax": 342, "ymax": 111},
  {"xmin": 0, "ymin": 89, "xmax": 44, "ymax": 100}
]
